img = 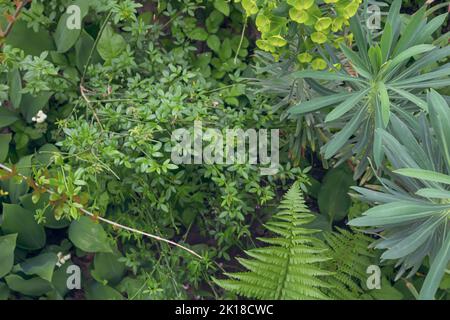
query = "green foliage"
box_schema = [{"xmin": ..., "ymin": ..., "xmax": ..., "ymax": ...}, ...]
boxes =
[
  {"xmin": 215, "ymin": 182, "xmax": 331, "ymax": 299},
  {"xmin": 318, "ymin": 165, "xmax": 354, "ymax": 222},
  {"xmin": 0, "ymin": 0, "xmax": 449, "ymax": 301},
  {"xmin": 323, "ymin": 228, "xmax": 375, "ymax": 299},
  {"xmin": 240, "ymin": 0, "xmax": 362, "ymax": 67},
  {"xmin": 0, "ymin": 0, "xmax": 307, "ymax": 300},
  {"xmin": 350, "ymin": 90, "xmax": 450, "ymax": 299},
  {"xmin": 68, "ymin": 217, "xmax": 113, "ymax": 253},
  {"xmin": 286, "ymin": 1, "xmax": 450, "ymax": 178},
  {"xmin": 0, "ymin": 234, "xmax": 17, "ymax": 278}
]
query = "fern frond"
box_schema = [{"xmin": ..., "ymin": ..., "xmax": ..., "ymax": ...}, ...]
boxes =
[
  {"xmin": 323, "ymin": 228, "xmax": 376, "ymax": 300},
  {"xmin": 215, "ymin": 182, "xmax": 332, "ymax": 300}
]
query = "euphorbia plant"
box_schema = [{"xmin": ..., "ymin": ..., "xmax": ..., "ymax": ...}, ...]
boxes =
[
  {"xmin": 285, "ymin": 0, "xmax": 450, "ymax": 178},
  {"xmin": 350, "ymin": 90, "xmax": 450, "ymax": 300},
  {"xmin": 239, "ymin": 0, "xmax": 362, "ymax": 67}
]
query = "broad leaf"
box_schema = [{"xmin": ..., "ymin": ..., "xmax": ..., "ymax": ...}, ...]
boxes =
[
  {"xmin": 97, "ymin": 25, "xmax": 126, "ymax": 61},
  {"xmin": 0, "ymin": 109, "xmax": 18, "ymax": 129},
  {"xmin": 17, "ymin": 253, "xmax": 58, "ymax": 282},
  {"xmin": 4, "ymin": 275, "xmax": 52, "ymax": 297},
  {"xmin": 0, "ymin": 134, "xmax": 12, "ymax": 163},
  {"xmin": 54, "ymin": 0, "xmax": 90, "ymax": 53},
  {"xmin": 0, "ymin": 234, "xmax": 17, "ymax": 278},
  {"xmin": 1, "ymin": 204, "xmax": 46, "ymax": 250},
  {"xmin": 91, "ymin": 250, "xmax": 126, "ymax": 285},
  {"xmin": 318, "ymin": 166, "xmax": 354, "ymax": 222},
  {"xmin": 8, "ymin": 68, "xmax": 22, "ymax": 109},
  {"xmin": 68, "ymin": 216, "xmax": 113, "ymax": 253}
]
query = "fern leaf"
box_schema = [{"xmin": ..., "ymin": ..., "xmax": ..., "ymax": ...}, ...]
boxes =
[
  {"xmin": 215, "ymin": 182, "xmax": 332, "ymax": 300},
  {"xmin": 323, "ymin": 228, "xmax": 376, "ymax": 300}
]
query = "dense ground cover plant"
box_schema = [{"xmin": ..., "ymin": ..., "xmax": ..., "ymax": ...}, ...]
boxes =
[
  {"xmin": 0, "ymin": 0, "xmax": 449, "ymax": 301},
  {"xmin": 0, "ymin": 0, "xmax": 309, "ymax": 300}
]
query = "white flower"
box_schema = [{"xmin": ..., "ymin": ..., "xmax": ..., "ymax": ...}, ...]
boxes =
[
  {"xmin": 56, "ymin": 252, "xmax": 72, "ymax": 267},
  {"xmin": 32, "ymin": 110, "xmax": 47, "ymax": 124}
]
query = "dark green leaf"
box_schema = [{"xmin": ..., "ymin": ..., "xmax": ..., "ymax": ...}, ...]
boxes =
[
  {"xmin": 207, "ymin": 34, "xmax": 221, "ymax": 53},
  {"xmin": 97, "ymin": 25, "xmax": 126, "ymax": 61},
  {"xmin": 0, "ymin": 234, "xmax": 17, "ymax": 278},
  {"xmin": 69, "ymin": 216, "xmax": 113, "ymax": 253},
  {"xmin": 0, "ymin": 109, "xmax": 18, "ymax": 128},
  {"xmin": 17, "ymin": 253, "xmax": 58, "ymax": 282},
  {"xmin": 4, "ymin": 275, "xmax": 52, "ymax": 297},
  {"xmin": 318, "ymin": 166, "xmax": 354, "ymax": 221},
  {"xmin": 214, "ymin": 0, "xmax": 230, "ymax": 16},
  {"xmin": 91, "ymin": 250, "xmax": 126, "ymax": 286},
  {"xmin": 85, "ymin": 282, "xmax": 123, "ymax": 300},
  {"xmin": 5, "ymin": 21, "xmax": 54, "ymax": 56},
  {"xmin": 0, "ymin": 134, "xmax": 11, "ymax": 163},
  {"xmin": 1, "ymin": 204, "xmax": 46, "ymax": 250},
  {"xmin": 8, "ymin": 68, "xmax": 22, "ymax": 109}
]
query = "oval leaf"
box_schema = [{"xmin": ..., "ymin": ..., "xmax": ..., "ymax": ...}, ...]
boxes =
[{"xmin": 69, "ymin": 216, "xmax": 113, "ymax": 253}]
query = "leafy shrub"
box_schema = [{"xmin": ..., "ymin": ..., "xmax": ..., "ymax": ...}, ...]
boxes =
[{"xmin": 0, "ymin": 0, "xmax": 449, "ymax": 301}]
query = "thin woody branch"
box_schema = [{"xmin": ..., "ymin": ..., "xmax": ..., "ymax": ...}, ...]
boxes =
[
  {"xmin": 0, "ymin": 162, "xmax": 202, "ymax": 259},
  {"xmin": 0, "ymin": 0, "xmax": 32, "ymax": 40}
]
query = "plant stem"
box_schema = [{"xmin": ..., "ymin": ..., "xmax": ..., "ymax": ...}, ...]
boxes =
[{"xmin": 0, "ymin": 162, "xmax": 203, "ymax": 259}]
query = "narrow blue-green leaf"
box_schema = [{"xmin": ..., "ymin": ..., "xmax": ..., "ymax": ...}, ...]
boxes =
[
  {"xmin": 388, "ymin": 86, "xmax": 428, "ymax": 111},
  {"xmin": 285, "ymin": 70, "xmax": 363, "ymax": 83},
  {"xmin": 394, "ymin": 168, "xmax": 450, "ymax": 185},
  {"xmin": 394, "ymin": 46, "xmax": 450, "ymax": 81},
  {"xmin": 325, "ymin": 89, "xmax": 368, "ymax": 122},
  {"xmin": 288, "ymin": 92, "xmax": 351, "ymax": 114},
  {"xmin": 419, "ymin": 232, "xmax": 450, "ymax": 300},
  {"xmin": 393, "ymin": 7, "xmax": 426, "ymax": 55},
  {"xmin": 322, "ymin": 108, "xmax": 366, "ymax": 159},
  {"xmin": 387, "ymin": 0, "xmax": 402, "ymax": 26},
  {"xmin": 416, "ymin": 188, "xmax": 450, "ymax": 199},
  {"xmin": 378, "ymin": 82, "xmax": 390, "ymax": 127},
  {"xmin": 380, "ymin": 22, "xmax": 393, "ymax": 62},
  {"xmin": 305, "ymin": 78, "xmax": 337, "ymax": 96},
  {"xmin": 348, "ymin": 201, "xmax": 448, "ymax": 226},
  {"xmin": 417, "ymin": 13, "xmax": 448, "ymax": 44},
  {"xmin": 428, "ymin": 89, "xmax": 450, "ymax": 169},
  {"xmin": 340, "ymin": 44, "xmax": 371, "ymax": 79},
  {"xmin": 393, "ymin": 64, "xmax": 450, "ymax": 86},
  {"xmin": 373, "ymin": 128, "xmax": 384, "ymax": 167},
  {"xmin": 381, "ymin": 217, "xmax": 443, "ymax": 260},
  {"xmin": 351, "ymin": 186, "xmax": 413, "ymax": 203},
  {"xmin": 349, "ymin": 15, "xmax": 369, "ymax": 64},
  {"xmin": 390, "ymin": 44, "xmax": 435, "ymax": 70},
  {"xmin": 397, "ymin": 79, "xmax": 450, "ymax": 89}
]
